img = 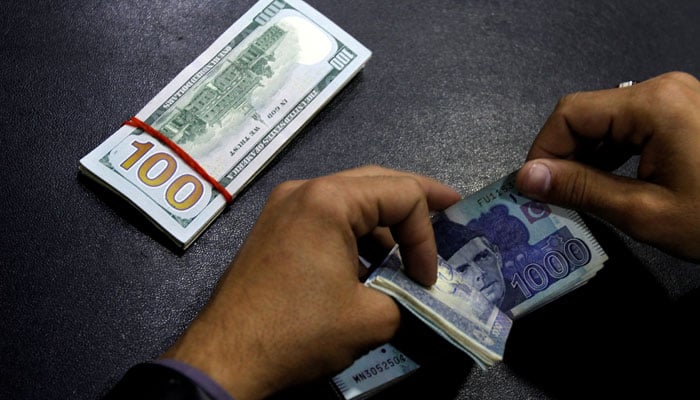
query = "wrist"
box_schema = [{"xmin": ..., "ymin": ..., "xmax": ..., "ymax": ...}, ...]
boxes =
[
  {"xmin": 152, "ymin": 359, "xmax": 235, "ymax": 400},
  {"xmin": 161, "ymin": 313, "xmax": 273, "ymax": 400}
]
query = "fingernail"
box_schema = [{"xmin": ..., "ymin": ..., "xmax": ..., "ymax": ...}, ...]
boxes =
[{"xmin": 522, "ymin": 162, "xmax": 552, "ymax": 196}]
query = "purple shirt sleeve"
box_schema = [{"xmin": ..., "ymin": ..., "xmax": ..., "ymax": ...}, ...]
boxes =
[{"xmin": 154, "ymin": 359, "xmax": 235, "ymax": 400}]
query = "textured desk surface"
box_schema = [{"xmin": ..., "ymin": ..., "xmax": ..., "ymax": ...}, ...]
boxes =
[{"xmin": 2, "ymin": 1, "xmax": 700, "ymax": 399}]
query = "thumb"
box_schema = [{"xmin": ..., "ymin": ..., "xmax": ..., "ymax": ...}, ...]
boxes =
[{"xmin": 515, "ymin": 159, "xmax": 666, "ymax": 234}]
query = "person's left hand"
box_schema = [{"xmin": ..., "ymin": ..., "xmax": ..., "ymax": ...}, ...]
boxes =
[{"xmin": 162, "ymin": 165, "xmax": 461, "ymax": 400}]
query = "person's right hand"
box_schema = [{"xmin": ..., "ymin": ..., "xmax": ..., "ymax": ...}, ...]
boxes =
[
  {"xmin": 161, "ymin": 165, "xmax": 460, "ymax": 400},
  {"xmin": 515, "ymin": 71, "xmax": 700, "ymax": 262}
]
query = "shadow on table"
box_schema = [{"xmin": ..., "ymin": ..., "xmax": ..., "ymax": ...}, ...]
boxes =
[
  {"xmin": 270, "ymin": 308, "xmax": 474, "ymax": 400},
  {"xmin": 273, "ymin": 215, "xmax": 700, "ymax": 399},
  {"xmin": 77, "ymin": 172, "xmax": 191, "ymax": 254},
  {"xmin": 504, "ymin": 216, "xmax": 700, "ymax": 399}
]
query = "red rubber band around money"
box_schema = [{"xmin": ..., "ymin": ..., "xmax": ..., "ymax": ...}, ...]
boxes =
[{"xmin": 123, "ymin": 116, "xmax": 233, "ymax": 203}]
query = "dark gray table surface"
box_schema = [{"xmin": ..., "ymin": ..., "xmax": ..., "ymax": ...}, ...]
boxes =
[{"xmin": 3, "ymin": 1, "xmax": 700, "ymax": 399}]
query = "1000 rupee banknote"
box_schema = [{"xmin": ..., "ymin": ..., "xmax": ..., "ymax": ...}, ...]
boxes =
[
  {"xmin": 80, "ymin": 0, "xmax": 371, "ymax": 248},
  {"xmin": 365, "ymin": 172, "xmax": 608, "ymax": 368},
  {"xmin": 432, "ymin": 172, "xmax": 608, "ymax": 318},
  {"xmin": 368, "ymin": 252, "xmax": 513, "ymax": 369}
]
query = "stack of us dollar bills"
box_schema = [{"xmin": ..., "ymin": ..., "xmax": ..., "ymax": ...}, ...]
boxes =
[
  {"xmin": 332, "ymin": 172, "xmax": 608, "ymax": 399},
  {"xmin": 79, "ymin": 0, "xmax": 371, "ymax": 248}
]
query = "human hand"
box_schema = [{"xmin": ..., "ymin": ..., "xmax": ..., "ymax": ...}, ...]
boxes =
[
  {"xmin": 515, "ymin": 71, "xmax": 700, "ymax": 262},
  {"xmin": 162, "ymin": 165, "xmax": 460, "ymax": 400}
]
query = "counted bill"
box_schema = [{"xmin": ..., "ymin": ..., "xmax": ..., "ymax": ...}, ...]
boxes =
[
  {"xmin": 367, "ymin": 252, "xmax": 512, "ymax": 369},
  {"xmin": 80, "ymin": 0, "xmax": 371, "ymax": 248},
  {"xmin": 365, "ymin": 172, "xmax": 608, "ymax": 368},
  {"xmin": 432, "ymin": 172, "xmax": 608, "ymax": 318}
]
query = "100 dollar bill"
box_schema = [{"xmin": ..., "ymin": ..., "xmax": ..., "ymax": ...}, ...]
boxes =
[{"xmin": 80, "ymin": 0, "xmax": 371, "ymax": 248}]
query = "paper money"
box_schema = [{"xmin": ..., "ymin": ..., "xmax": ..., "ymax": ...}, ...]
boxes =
[
  {"xmin": 79, "ymin": 0, "xmax": 371, "ymax": 248},
  {"xmin": 433, "ymin": 172, "xmax": 608, "ymax": 318},
  {"xmin": 330, "ymin": 344, "xmax": 419, "ymax": 400},
  {"xmin": 369, "ymin": 252, "xmax": 512, "ymax": 369},
  {"xmin": 365, "ymin": 171, "xmax": 608, "ymax": 368}
]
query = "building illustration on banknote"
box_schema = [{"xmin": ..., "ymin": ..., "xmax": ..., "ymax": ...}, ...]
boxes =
[
  {"xmin": 157, "ymin": 25, "xmax": 287, "ymax": 144},
  {"xmin": 80, "ymin": 0, "xmax": 372, "ymax": 248}
]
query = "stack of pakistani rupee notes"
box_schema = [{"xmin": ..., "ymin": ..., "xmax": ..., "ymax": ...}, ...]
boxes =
[
  {"xmin": 332, "ymin": 172, "xmax": 608, "ymax": 399},
  {"xmin": 79, "ymin": 0, "xmax": 371, "ymax": 248}
]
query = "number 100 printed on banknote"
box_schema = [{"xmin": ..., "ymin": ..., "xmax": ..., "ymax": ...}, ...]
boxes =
[{"xmin": 80, "ymin": 0, "xmax": 371, "ymax": 248}]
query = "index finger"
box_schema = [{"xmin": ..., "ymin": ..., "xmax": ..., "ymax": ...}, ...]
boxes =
[
  {"xmin": 333, "ymin": 164, "xmax": 461, "ymax": 211},
  {"xmin": 528, "ymin": 88, "xmax": 644, "ymax": 161},
  {"xmin": 337, "ymin": 173, "xmax": 457, "ymax": 286},
  {"xmin": 527, "ymin": 72, "xmax": 700, "ymax": 161}
]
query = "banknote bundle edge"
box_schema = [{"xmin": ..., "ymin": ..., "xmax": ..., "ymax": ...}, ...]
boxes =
[
  {"xmin": 79, "ymin": 0, "xmax": 372, "ymax": 249},
  {"xmin": 362, "ymin": 171, "xmax": 608, "ymax": 374}
]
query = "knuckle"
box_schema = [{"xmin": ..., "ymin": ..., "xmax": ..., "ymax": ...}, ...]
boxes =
[
  {"xmin": 548, "ymin": 92, "xmax": 584, "ymax": 127},
  {"xmin": 658, "ymin": 71, "xmax": 699, "ymax": 86},
  {"xmin": 615, "ymin": 192, "xmax": 669, "ymax": 241},
  {"xmin": 646, "ymin": 73, "xmax": 698, "ymax": 106},
  {"xmin": 400, "ymin": 175, "xmax": 424, "ymax": 195},
  {"xmin": 267, "ymin": 178, "xmax": 347, "ymax": 221},
  {"xmin": 554, "ymin": 92, "xmax": 582, "ymax": 114},
  {"xmin": 268, "ymin": 180, "xmax": 299, "ymax": 202},
  {"xmin": 295, "ymin": 177, "xmax": 347, "ymax": 220},
  {"xmin": 359, "ymin": 164, "xmax": 386, "ymax": 175}
]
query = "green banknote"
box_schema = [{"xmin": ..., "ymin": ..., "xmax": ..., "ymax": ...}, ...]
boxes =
[{"xmin": 80, "ymin": 0, "xmax": 371, "ymax": 248}]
